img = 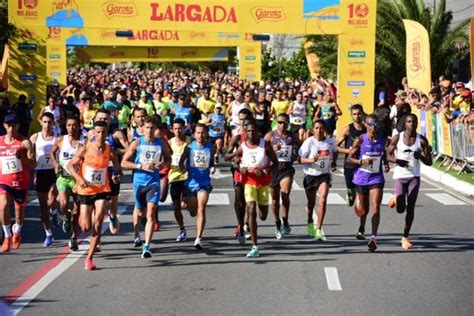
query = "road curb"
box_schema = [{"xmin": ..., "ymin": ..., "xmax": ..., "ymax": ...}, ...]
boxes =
[{"xmin": 420, "ymin": 164, "xmax": 474, "ymax": 197}]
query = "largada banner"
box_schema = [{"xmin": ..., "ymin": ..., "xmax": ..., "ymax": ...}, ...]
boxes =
[
  {"xmin": 403, "ymin": 19, "xmax": 431, "ymax": 96},
  {"xmin": 238, "ymin": 45, "xmax": 261, "ymax": 81},
  {"xmin": 10, "ymin": 0, "xmax": 349, "ymax": 35},
  {"xmin": 75, "ymin": 46, "xmax": 229, "ymax": 62}
]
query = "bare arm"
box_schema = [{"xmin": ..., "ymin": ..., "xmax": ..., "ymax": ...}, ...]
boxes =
[
  {"xmin": 113, "ymin": 130, "xmax": 130, "ymax": 155},
  {"xmin": 178, "ymin": 146, "xmax": 189, "ymax": 171},
  {"xmin": 50, "ymin": 136, "xmax": 63, "ymax": 173},
  {"xmin": 224, "ymin": 134, "xmax": 241, "ymax": 161},
  {"xmin": 347, "ymin": 137, "xmax": 363, "ymax": 165},
  {"xmin": 336, "ymin": 126, "xmax": 350, "ymax": 154},
  {"xmin": 20, "ymin": 139, "xmax": 37, "ymax": 168},
  {"xmin": 121, "ymin": 140, "xmax": 140, "ymax": 170},
  {"xmin": 68, "ymin": 146, "xmax": 86, "ymax": 186}
]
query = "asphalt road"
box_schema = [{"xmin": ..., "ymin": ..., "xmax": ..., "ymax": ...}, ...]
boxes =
[{"xmin": 0, "ymin": 164, "xmax": 473, "ymax": 316}]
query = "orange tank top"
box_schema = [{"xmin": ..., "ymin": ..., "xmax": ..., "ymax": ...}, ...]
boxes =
[{"xmin": 77, "ymin": 143, "xmax": 111, "ymax": 195}]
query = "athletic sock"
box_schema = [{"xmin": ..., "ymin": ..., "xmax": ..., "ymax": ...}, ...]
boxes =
[
  {"xmin": 282, "ymin": 217, "xmax": 288, "ymax": 226},
  {"xmin": 275, "ymin": 220, "xmax": 282, "ymax": 230},
  {"xmin": 45, "ymin": 229, "xmax": 53, "ymax": 237},
  {"xmin": 2, "ymin": 225, "xmax": 12, "ymax": 238},
  {"xmin": 12, "ymin": 224, "xmax": 22, "ymax": 234}
]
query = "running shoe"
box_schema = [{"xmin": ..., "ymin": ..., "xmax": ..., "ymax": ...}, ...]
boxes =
[
  {"xmin": 246, "ymin": 245, "xmax": 260, "ymax": 258},
  {"xmin": 141, "ymin": 244, "xmax": 152, "ymax": 258},
  {"xmin": 275, "ymin": 228, "xmax": 283, "ymax": 240},
  {"xmin": 282, "ymin": 223, "xmax": 291, "ymax": 236},
  {"xmin": 355, "ymin": 231, "xmax": 366, "ymax": 240},
  {"xmin": 237, "ymin": 234, "xmax": 246, "ymax": 245},
  {"xmin": 401, "ymin": 237, "xmax": 413, "ymax": 249},
  {"xmin": 108, "ymin": 211, "xmax": 120, "ymax": 235},
  {"xmin": 307, "ymin": 222, "xmax": 316, "ymax": 238},
  {"xmin": 368, "ymin": 237, "xmax": 377, "ymax": 252},
  {"xmin": 244, "ymin": 224, "xmax": 251, "ymax": 240},
  {"xmin": 194, "ymin": 238, "xmax": 203, "ymax": 249},
  {"xmin": 12, "ymin": 232, "xmax": 21, "ymax": 249},
  {"xmin": 315, "ymin": 228, "xmax": 326, "ymax": 241},
  {"xmin": 44, "ymin": 235, "xmax": 54, "ymax": 247},
  {"xmin": 1, "ymin": 237, "xmax": 12, "ymax": 253},
  {"xmin": 153, "ymin": 220, "xmax": 161, "ymax": 232},
  {"xmin": 133, "ymin": 237, "xmax": 142, "ymax": 248},
  {"xmin": 84, "ymin": 258, "xmax": 96, "ymax": 271},
  {"xmin": 176, "ymin": 229, "xmax": 187, "ymax": 242},
  {"xmin": 50, "ymin": 210, "xmax": 62, "ymax": 229},
  {"xmin": 62, "ymin": 217, "xmax": 72, "ymax": 234},
  {"xmin": 69, "ymin": 238, "xmax": 79, "ymax": 251}
]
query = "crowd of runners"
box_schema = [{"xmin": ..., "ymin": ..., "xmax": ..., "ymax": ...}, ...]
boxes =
[{"xmin": 0, "ymin": 67, "xmax": 471, "ymax": 270}]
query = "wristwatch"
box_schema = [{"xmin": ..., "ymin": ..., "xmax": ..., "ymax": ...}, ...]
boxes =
[{"xmin": 136, "ymin": 163, "xmax": 142, "ymax": 170}]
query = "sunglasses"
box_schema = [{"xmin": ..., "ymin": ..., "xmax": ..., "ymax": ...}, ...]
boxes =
[
  {"xmin": 366, "ymin": 122, "xmax": 377, "ymax": 127},
  {"xmin": 277, "ymin": 121, "xmax": 289, "ymax": 124}
]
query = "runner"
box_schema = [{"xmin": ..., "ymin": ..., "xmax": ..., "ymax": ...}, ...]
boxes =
[
  {"xmin": 264, "ymin": 113, "xmax": 297, "ymax": 239},
  {"xmin": 387, "ymin": 114, "xmax": 432, "ymax": 249},
  {"xmin": 208, "ymin": 104, "xmax": 226, "ymax": 164},
  {"xmin": 0, "ymin": 114, "xmax": 36, "ymax": 252},
  {"xmin": 287, "ymin": 91, "xmax": 307, "ymax": 142},
  {"xmin": 335, "ymin": 104, "xmax": 367, "ymax": 239},
  {"xmin": 68, "ymin": 120, "xmax": 122, "ymax": 270},
  {"xmin": 168, "ymin": 118, "xmax": 191, "ymax": 242},
  {"xmin": 50, "ymin": 116, "xmax": 84, "ymax": 251},
  {"xmin": 128, "ymin": 107, "xmax": 147, "ymax": 143},
  {"xmin": 298, "ymin": 120, "xmax": 338, "ymax": 241},
  {"xmin": 234, "ymin": 120, "xmax": 278, "ymax": 257},
  {"xmin": 347, "ymin": 114, "xmax": 390, "ymax": 252},
  {"xmin": 30, "ymin": 112, "xmax": 60, "ymax": 247},
  {"xmin": 178, "ymin": 123, "xmax": 215, "ymax": 249},
  {"xmin": 224, "ymin": 108, "xmax": 253, "ymax": 243},
  {"xmin": 122, "ymin": 116, "xmax": 171, "ymax": 257}
]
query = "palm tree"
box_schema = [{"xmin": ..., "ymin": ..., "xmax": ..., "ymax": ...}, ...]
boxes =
[{"xmin": 376, "ymin": 0, "xmax": 469, "ymax": 84}]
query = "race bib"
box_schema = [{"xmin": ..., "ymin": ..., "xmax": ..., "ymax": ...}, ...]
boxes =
[
  {"xmin": 400, "ymin": 152, "xmax": 415, "ymax": 172},
  {"xmin": 37, "ymin": 154, "xmax": 53, "ymax": 169},
  {"xmin": 171, "ymin": 153, "xmax": 182, "ymax": 167},
  {"xmin": 84, "ymin": 166, "xmax": 106, "ymax": 185},
  {"xmin": 322, "ymin": 112, "xmax": 333, "ymax": 120},
  {"xmin": 360, "ymin": 155, "xmax": 382, "ymax": 173},
  {"xmin": 140, "ymin": 145, "xmax": 162, "ymax": 164},
  {"xmin": 290, "ymin": 116, "xmax": 303, "ymax": 125},
  {"xmin": 310, "ymin": 156, "xmax": 330, "ymax": 174},
  {"xmin": 191, "ymin": 150, "xmax": 210, "ymax": 169},
  {"xmin": 1, "ymin": 156, "xmax": 23, "ymax": 175},
  {"xmin": 213, "ymin": 126, "xmax": 223, "ymax": 135},
  {"xmin": 277, "ymin": 145, "xmax": 292, "ymax": 162}
]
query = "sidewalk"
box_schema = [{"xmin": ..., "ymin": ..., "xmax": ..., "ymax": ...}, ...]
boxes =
[{"xmin": 421, "ymin": 164, "xmax": 474, "ymax": 197}]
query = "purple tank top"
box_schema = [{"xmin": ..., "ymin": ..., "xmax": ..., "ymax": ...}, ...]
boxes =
[{"xmin": 353, "ymin": 134, "xmax": 385, "ymax": 186}]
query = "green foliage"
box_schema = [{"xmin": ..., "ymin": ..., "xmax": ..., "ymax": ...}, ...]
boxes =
[
  {"xmin": 0, "ymin": 4, "xmax": 17, "ymax": 59},
  {"xmin": 262, "ymin": 47, "xmax": 310, "ymax": 82},
  {"xmin": 301, "ymin": 35, "xmax": 338, "ymax": 80}
]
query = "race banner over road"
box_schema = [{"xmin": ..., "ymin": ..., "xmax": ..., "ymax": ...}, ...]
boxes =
[{"xmin": 403, "ymin": 19, "xmax": 431, "ymax": 96}]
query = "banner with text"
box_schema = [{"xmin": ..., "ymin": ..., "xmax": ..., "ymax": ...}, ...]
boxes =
[{"xmin": 239, "ymin": 45, "xmax": 261, "ymax": 81}]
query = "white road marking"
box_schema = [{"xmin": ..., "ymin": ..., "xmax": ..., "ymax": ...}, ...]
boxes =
[
  {"xmin": 160, "ymin": 193, "xmax": 230, "ymax": 205},
  {"xmin": 9, "ymin": 206, "xmax": 129, "ymax": 315},
  {"xmin": 382, "ymin": 193, "xmax": 394, "ymax": 205},
  {"xmin": 324, "ymin": 193, "xmax": 346, "ymax": 205},
  {"xmin": 426, "ymin": 193, "xmax": 466, "ymax": 205},
  {"xmin": 292, "ymin": 180, "xmax": 303, "ymax": 191},
  {"xmin": 324, "ymin": 267, "xmax": 342, "ymax": 291}
]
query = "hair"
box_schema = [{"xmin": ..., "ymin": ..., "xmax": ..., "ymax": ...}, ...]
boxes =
[
  {"xmin": 350, "ymin": 104, "xmax": 364, "ymax": 112},
  {"xmin": 313, "ymin": 119, "xmax": 327, "ymax": 129},
  {"xmin": 41, "ymin": 112, "xmax": 54, "ymax": 120},
  {"xmin": 406, "ymin": 113, "xmax": 418, "ymax": 122},
  {"xmin": 243, "ymin": 118, "xmax": 257, "ymax": 129},
  {"xmin": 238, "ymin": 108, "xmax": 252, "ymax": 118},
  {"xmin": 365, "ymin": 114, "xmax": 378, "ymax": 122},
  {"xmin": 94, "ymin": 120, "xmax": 108, "ymax": 129},
  {"xmin": 66, "ymin": 115, "xmax": 80, "ymax": 124},
  {"xmin": 172, "ymin": 118, "xmax": 186, "ymax": 127},
  {"xmin": 277, "ymin": 113, "xmax": 290, "ymax": 121},
  {"xmin": 144, "ymin": 116, "xmax": 158, "ymax": 126},
  {"xmin": 194, "ymin": 122, "xmax": 208, "ymax": 133},
  {"xmin": 95, "ymin": 108, "xmax": 110, "ymax": 117},
  {"xmin": 133, "ymin": 107, "xmax": 147, "ymax": 116}
]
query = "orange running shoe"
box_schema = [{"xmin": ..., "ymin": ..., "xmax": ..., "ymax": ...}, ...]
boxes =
[
  {"xmin": 2, "ymin": 237, "xmax": 12, "ymax": 253},
  {"xmin": 388, "ymin": 195, "xmax": 397, "ymax": 208},
  {"xmin": 401, "ymin": 237, "xmax": 413, "ymax": 249},
  {"xmin": 12, "ymin": 233, "xmax": 21, "ymax": 249}
]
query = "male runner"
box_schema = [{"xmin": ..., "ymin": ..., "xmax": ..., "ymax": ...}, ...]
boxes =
[
  {"xmin": 68, "ymin": 120, "xmax": 122, "ymax": 270},
  {"xmin": 0, "ymin": 114, "xmax": 36, "ymax": 252},
  {"xmin": 347, "ymin": 114, "xmax": 390, "ymax": 252},
  {"xmin": 50, "ymin": 116, "xmax": 84, "ymax": 251},
  {"xmin": 30, "ymin": 112, "xmax": 60, "ymax": 247},
  {"xmin": 298, "ymin": 120, "xmax": 338, "ymax": 241},
  {"xmin": 264, "ymin": 113, "xmax": 297, "ymax": 239},
  {"xmin": 235, "ymin": 120, "xmax": 278, "ymax": 257},
  {"xmin": 128, "ymin": 107, "xmax": 147, "ymax": 143},
  {"xmin": 387, "ymin": 114, "xmax": 432, "ymax": 249},
  {"xmin": 179, "ymin": 123, "xmax": 215, "ymax": 249},
  {"xmin": 122, "ymin": 116, "xmax": 171, "ymax": 257}
]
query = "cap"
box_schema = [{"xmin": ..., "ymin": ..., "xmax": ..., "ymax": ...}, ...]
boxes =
[
  {"xmin": 215, "ymin": 103, "xmax": 223, "ymax": 109},
  {"xmin": 455, "ymin": 82, "xmax": 465, "ymax": 88},
  {"xmin": 395, "ymin": 90, "xmax": 408, "ymax": 99},
  {"xmin": 140, "ymin": 91, "xmax": 147, "ymax": 97},
  {"xmin": 4, "ymin": 113, "xmax": 18, "ymax": 124},
  {"xmin": 461, "ymin": 89, "xmax": 471, "ymax": 98}
]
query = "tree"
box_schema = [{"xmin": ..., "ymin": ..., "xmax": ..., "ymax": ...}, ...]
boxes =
[
  {"xmin": 0, "ymin": 2, "xmax": 17, "ymax": 60},
  {"xmin": 300, "ymin": 35, "xmax": 338, "ymax": 80},
  {"xmin": 375, "ymin": 0, "xmax": 469, "ymax": 83}
]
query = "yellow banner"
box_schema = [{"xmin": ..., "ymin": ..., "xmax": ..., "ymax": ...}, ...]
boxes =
[
  {"xmin": 440, "ymin": 115, "xmax": 453, "ymax": 157},
  {"xmin": 425, "ymin": 110, "xmax": 433, "ymax": 144},
  {"xmin": 46, "ymin": 40, "xmax": 67, "ymax": 86},
  {"xmin": 337, "ymin": 0, "xmax": 377, "ymax": 132},
  {"xmin": 75, "ymin": 46, "xmax": 229, "ymax": 62},
  {"xmin": 403, "ymin": 19, "xmax": 431, "ymax": 96},
  {"xmin": 9, "ymin": 0, "xmax": 348, "ymax": 35},
  {"xmin": 304, "ymin": 41, "xmax": 319, "ymax": 79},
  {"xmin": 471, "ymin": 17, "xmax": 474, "ymax": 82},
  {"xmin": 239, "ymin": 45, "xmax": 261, "ymax": 81}
]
